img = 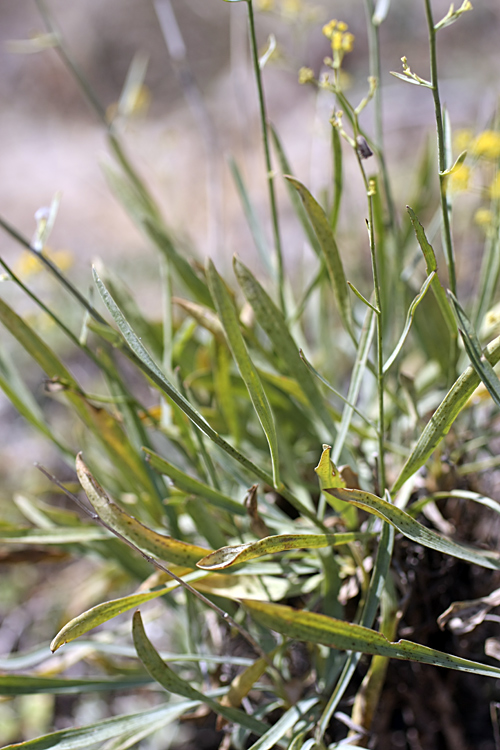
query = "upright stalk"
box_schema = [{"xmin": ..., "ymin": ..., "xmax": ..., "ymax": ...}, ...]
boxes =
[
  {"xmin": 367, "ymin": 180, "xmax": 387, "ymax": 494},
  {"xmin": 363, "ymin": 0, "xmax": 397, "ymax": 237},
  {"xmin": 424, "ymin": 0, "xmax": 456, "ymax": 296},
  {"xmin": 246, "ymin": 0, "xmax": 285, "ymax": 314}
]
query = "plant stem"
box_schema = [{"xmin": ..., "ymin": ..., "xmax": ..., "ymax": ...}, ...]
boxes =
[
  {"xmin": 357, "ymin": 161, "xmax": 386, "ymax": 493},
  {"xmin": 246, "ymin": 0, "xmax": 285, "ymax": 314},
  {"xmin": 424, "ymin": 0, "xmax": 456, "ymax": 297}
]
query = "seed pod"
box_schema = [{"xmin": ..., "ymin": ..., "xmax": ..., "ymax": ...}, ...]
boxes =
[{"xmin": 356, "ymin": 135, "xmax": 373, "ymax": 159}]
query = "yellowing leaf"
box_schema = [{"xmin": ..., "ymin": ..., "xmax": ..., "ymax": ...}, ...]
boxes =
[{"xmin": 76, "ymin": 453, "xmax": 212, "ymax": 567}]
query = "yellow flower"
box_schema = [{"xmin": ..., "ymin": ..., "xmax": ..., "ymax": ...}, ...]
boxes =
[
  {"xmin": 471, "ymin": 130, "xmax": 500, "ymax": 160},
  {"xmin": 298, "ymin": 66, "xmax": 315, "ymax": 84},
  {"xmin": 474, "ymin": 208, "xmax": 493, "ymax": 227},
  {"xmin": 12, "ymin": 247, "xmax": 74, "ymax": 279},
  {"xmin": 281, "ymin": 0, "xmax": 301, "ymax": 15},
  {"xmin": 256, "ymin": 0, "xmax": 275, "ymax": 10},
  {"xmin": 342, "ymin": 32, "xmax": 355, "ymax": 52},
  {"xmin": 14, "ymin": 252, "xmax": 42, "ymax": 277},
  {"xmin": 454, "ymin": 129, "xmax": 473, "ymax": 152},
  {"xmin": 490, "ymin": 173, "xmax": 500, "ymax": 199},
  {"xmin": 332, "ymin": 31, "xmax": 344, "ymax": 51},
  {"xmin": 322, "ymin": 19, "xmax": 354, "ymax": 67},
  {"xmin": 447, "ymin": 164, "xmax": 470, "ymax": 192},
  {"xmin": 322, "ymin": 19, "xmax": 338, "ymax": 39}
]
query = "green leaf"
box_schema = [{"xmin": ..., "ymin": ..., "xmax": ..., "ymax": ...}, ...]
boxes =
[
  {"xmin": 392, "ymin": 332, "xmax": 500, "ymax": 492},
  {"xmin": 132, "ymin": 611, "xmax": 269, "ymax": 734},
  {"xmin": 314, "ymin": 445, "xmax": 346, "ymax": 491},
  {"xmin": 383, "ymin": 272, "xmax": 435, "ymax": 373},
  {"xmin": 270, "ymin": 126, "xmax": 322, "ymax": 257},
  {"xmin": 0, "ymin": 674, "xmax": 152, "ymax": 696},
  {"xmin": 144, "ymin": 448, "xmax": 246, "ymax": 515},
  {"xmin": 0, "ymin": 526, "xmax": 111, "ymax": 544},
  {"xmin": 449, "ymin": 292, "xmax": 500, "ymax": 408},
  {"xmin": 229, "ymin": 157, "xmax": 273, "ymax": 275},
  {"xmin": 1, "ymin": 702, "xmax": 200, "ymax": 750},
  {"xmin": 285, "ymin": 176, "xmax": 353, "ymax": 336},
  {"xmin": 233, "ymin": 256, "xmax": 337, "ymax": 436},
  {"xmin": 242, "ymin": 599, "xmax": 500, "ymax": 678},
  {"xmin": 50, "ymin": 583, "xmax": 182, "ymax": 651},
  {"xmin": 406, "ymin": 206, "xmax": 456, "ymax": 334},
  {"xmin": 92, "ymin": 266, "xmax": 282, "ymax": 492},
  {"xmin": 247, "ymin": 696, "xmax": 319, "ymax": 750},
  {"xmin": 196, "ymin": 531, "xmax": 372, "ymax": 570},
  {"xmin": 326, "ymin": 486, "xmax": 500, "ymax": 570},
  {"xmin": 440, "ymin": 149, "xmax": 467, "ymax": 177},
  {"xmin": 75, "ymin": 453, "xmax": 212, "ymax": 566},
  {"xmin": 332, "ymin": 305, "xmax": 376, "ymax": 462},
  {"xmin": 207, "ymin": 259, "xmax": 280, "ymax": 487},
  {"xmin": 142, "ymin": 219, "xmax": 213, "ymax": 308}
]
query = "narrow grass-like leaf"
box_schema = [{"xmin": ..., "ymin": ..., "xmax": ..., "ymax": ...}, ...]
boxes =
[
  {"xmin": 76, "ymin": 453, "xmax": 212, "ymax": 566},
  {"xmin": 144, "ymin": 448, "xmax": 246, "ymax": 515},
  {"xmin": 93, "ymin": 267, "xmax": 298, "ymax": 504},
  {"xmin": 383, "ymin": 272, "xmax": 435, "ymax": 373},
  {"xmin": 196, "ymin": 532, "xmax": 372, "ymax": 570},
  {"xmin": 242, "ymin": 599, "xmax": 500, "ymax": 678},
  {"xmin": 299, "ymin": 351, "xmax": 375, "ymax": 432},
  {"xmin": 143, "ymin": 219, "xmax": 213, "ymax": 308},
  {"xmin": 132, "ymin": 611, "xmax": 269, "ymax": 735},
  {"xmin": 449, "ymin": 291, "xmax": 500, "ymax": 407},
  {"xmin": 0, "ymin": 351, "xmax": 69, "ymax": 455},
  {"xmin": 0, "ymin": 298, "xmax": 154, "ymax": 495},
  {"xmin": 207, "ymin": 259, "xmax": 280, "ymax": 487},
  {"xmin": 229, "ymin": 157, "xmax": 273, "ymax": 275},
  {"xmin": 330, "ymin": 124, "xmax": 343, "ymax": 231},
  {"xmin": 1, "ymin": 702, "xmax": 200, "ymax": 750},
  {"xmin": 285, "ymin": 176, "xmax": 353, "ymax": 336},
  {"xmin": 247, "ymin": 696, "xmax": 319, "ymax": 750},
  {"xmin": 333, "ymin": 306, "xmax": 376, "ymax": 463},
  {"xmin": 270, "ymin": 126, "xmax": 322, "ymax": 257},
  {"xmin": 0, "ymin": 674, "xmax": 152, "ymax": 696},
  {"xmin": 392, "ymin": 333, "xmax": 500, "ymax": 492},
  {"xmin": 326, "ymin": 486, "xmax": 500, "ymax": 570},
  {"xmin": 0, "ymin": 526, "xmax": 111, "ymax": 544},
  {"xmin": 234, "ymin": 256, "xmax": 337, "ymax": 436},
  {"xmin": 50, "ymin": 578, "xmax": 200, "ymax": 652},
  {"xmin": 406, "ymin": 206, "xmax": 456, "ymax": 334}
]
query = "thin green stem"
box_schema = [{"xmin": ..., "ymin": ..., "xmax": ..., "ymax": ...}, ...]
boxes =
[
  {"xmin": 424, "ymin": 0, "xmax": 456, "ymax": 296},
  {"xmin": 246, "ymin": 0, "xmax": 285, "ymax": 314},
  {"xmin": 358, "ymin": 163, "xmax": 386, "ymax": 493}
]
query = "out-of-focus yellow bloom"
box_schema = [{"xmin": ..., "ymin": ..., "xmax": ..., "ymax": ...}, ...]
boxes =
[
  {"xmin": 256, "ymin": 0, "xmax": 275, "ymax": 11},
  {"xmin": 298, "ymin": 66, "xmax": 315, "ymax": 84},
  {"xmin": 447, "ymin": 164, "xmax": 470, "ymax": 192},
  {"xmin": 13, "ymin": 247, "xmax": 74, "ymax": 279},
  {"xmin": 490, "ymin": 172, "xmax": 500, "ymax": 199},
  {"xmin": 281, "ymin": 0, "xmax": 301, "ymax": 15},
  {"xmin": 322, "ymin": 19, "xmax": 338, "ymax": 39},
  {"xmin": 474, "ymin": 208, "xmax": 493, "ymax": 227},
  {"xmin": 454, "ymin": 129, "xmax": 473, "ymax": 152},
  {"xmin": 471, "ymin": 130, "xmax": 500, "ymax": 160}
]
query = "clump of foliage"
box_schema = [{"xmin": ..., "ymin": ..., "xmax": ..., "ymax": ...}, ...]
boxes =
[{"xmin": 2, "ymin": 0, "xmax": 500, "ymax": 748}]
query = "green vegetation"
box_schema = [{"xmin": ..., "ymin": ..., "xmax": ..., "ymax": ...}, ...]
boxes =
[{"xmin": 2, "ymin": 0, "xmax": 500, "ymax": 747}]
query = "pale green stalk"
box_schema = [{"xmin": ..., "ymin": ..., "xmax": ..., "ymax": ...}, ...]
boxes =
[
  {"xmin": 424, "ymin": 0, "xmax": 456, "ymax": 297},
  {"xmin": 246, "ymin": 0, "xmax": 285, "ymax": 314}
]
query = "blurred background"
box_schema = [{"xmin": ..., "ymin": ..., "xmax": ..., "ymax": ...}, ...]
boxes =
[{"xmin": 1, "ymin": 0, "xmax": 500, "ymax": 744}]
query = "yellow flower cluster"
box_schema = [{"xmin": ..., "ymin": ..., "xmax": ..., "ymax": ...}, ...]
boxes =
[
  {"xmin": 298, "ymin": 66, "xmax": 315, "ymax": 85},
  {"xmin": 321, "ymin": 19, "xmax": 354, "ymax": 71},
  {"xmin": 322, "ymin": 19, "xmax": 354, "ymax": 53},
  {"xmin": 13, "ymin": 248, "xmax": 74, "ymax": 279}
]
